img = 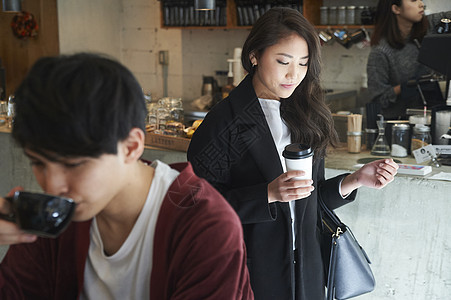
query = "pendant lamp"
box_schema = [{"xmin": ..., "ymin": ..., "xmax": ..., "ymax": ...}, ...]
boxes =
[
  {"xmin": 194, "ymin": 0, "xmax": 215, "ymax": 10},
  {"xmin": 2, "ymin": 0, "xmax": 21, "ymax": 12}
]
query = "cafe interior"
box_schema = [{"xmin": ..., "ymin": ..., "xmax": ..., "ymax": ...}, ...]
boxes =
[{"xmin": 1, "ymin": 0, "xmax": 451, "ymax": 299}]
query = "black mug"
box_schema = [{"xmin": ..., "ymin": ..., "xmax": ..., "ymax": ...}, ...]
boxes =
[{"xmin": 0, "ymin": 191, "xmax": 76, "ymax": 238}]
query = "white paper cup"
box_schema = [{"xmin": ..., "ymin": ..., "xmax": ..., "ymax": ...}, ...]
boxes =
[{"xmin": 282, "ymin": 143, "xmax": 314, "ymax": 180}]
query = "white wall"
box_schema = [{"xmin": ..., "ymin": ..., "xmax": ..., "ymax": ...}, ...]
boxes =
[{"xmin": 57, "ymin": 0, "xmax": 122, "ymax": 59}]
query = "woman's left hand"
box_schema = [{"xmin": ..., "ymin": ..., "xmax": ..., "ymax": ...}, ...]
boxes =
[{"xmin": 341, "ymin": 159, "xmax": 399, "ymax": 195}]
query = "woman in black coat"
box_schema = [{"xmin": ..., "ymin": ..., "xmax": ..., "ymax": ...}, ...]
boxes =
[{"xmin": 187, "ymin": 7, "xmax": 398, "ymax": 300}]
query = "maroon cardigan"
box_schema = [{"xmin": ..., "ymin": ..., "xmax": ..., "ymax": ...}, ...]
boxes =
[{"xmin": 0, "ymin": 162, "xmax": 253, "ymax": 299}]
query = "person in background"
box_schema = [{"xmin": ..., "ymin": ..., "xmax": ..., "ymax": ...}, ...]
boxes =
[
  {"xmin": 187, "ymin": 7, "xmax": 398, "ymax": 300},
  {"xmin": 0, "ymin": 53, "xmax": 253, "ymax": 299},
  {"xmin": 367, "ymin": 0, "xmax": 451, "ymax": 120}
]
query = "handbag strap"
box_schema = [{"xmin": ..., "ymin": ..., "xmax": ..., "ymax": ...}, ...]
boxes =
[
  {"xmin": 318, "ymin": 194, "xmax": 342, "ymax": 227},
  {"xmin": 326, "ymin": 233, "xmax": 339, "ymax": 300}
]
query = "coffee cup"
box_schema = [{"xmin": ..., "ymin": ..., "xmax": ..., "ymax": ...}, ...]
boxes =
[
  {"xmin": 0, "ymin": 191, "xmax": 76, "ymax": 238},
  {"xmin": 282, "ymin": 143, "xmax": 314, "ymax": 180}
]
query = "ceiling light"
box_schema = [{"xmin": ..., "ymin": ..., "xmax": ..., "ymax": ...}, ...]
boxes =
[
  {"xmin": 194, "ymin": 0, "xmax": 215, "ymax": 11},
  {"xmin": 2, "ymin": 0, "xmax": 21, "ymax": 12}
]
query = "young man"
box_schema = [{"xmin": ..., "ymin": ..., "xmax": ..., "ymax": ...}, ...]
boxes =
[{"xmin": 0, "ymin": 53, "xmax": 253, "ymax": 299}]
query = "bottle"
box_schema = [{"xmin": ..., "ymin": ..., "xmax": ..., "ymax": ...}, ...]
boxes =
[
  {"xmin": 222, "ymin": 59, "xmax": 235, "ymax": 99},
  {"xmin": 6, "ymin": 94, "xmax": 15, "ymax": 128},
  {"xmin": 411, "ymin": 125, "xmax": 432, "ymax": 155},
  {"xmin": 371, "ymin": 114, "xmax": 390, "ymax": 156}
]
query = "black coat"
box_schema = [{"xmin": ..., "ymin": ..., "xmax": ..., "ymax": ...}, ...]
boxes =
[{"xmin": 187, "ymin": 75, "xmax": 357, "ymax": 300}]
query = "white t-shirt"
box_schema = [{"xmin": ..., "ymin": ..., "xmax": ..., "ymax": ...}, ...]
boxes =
[
  {"xmin": 80, "ymin": 160, "xmax": 179, "ymax": 300},
  {"xmin": 258, "ymin": 98, "xmax": 297, "ymax": 250}
]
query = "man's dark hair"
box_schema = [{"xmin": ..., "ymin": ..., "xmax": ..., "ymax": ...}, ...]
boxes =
[{"xmin": 12, "ymin": 53, "xmax": 147, "ymax": 158}]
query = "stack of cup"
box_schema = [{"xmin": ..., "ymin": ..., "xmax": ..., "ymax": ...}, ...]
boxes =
[{"xmin": 347, "ymin": 114, "xmax": 362, "ymax": 153}]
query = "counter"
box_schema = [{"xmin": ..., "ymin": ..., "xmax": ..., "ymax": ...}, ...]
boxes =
[
  {"xmin": 1, "ymin": 128, "xmax": 450, "ymax": 299},
  {"xmin": 325, "ymin": 147, "xmax": 451, "ymax": 300}
]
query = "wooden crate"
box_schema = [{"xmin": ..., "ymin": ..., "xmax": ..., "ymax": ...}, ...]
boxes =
[{"xmin": 144, "ymin": 132, "xmax": 190, "ymax": 152}]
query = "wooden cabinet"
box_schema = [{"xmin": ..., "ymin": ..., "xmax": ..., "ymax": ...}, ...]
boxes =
[
  {"xmin": 160, "ymin": 0, "xmax": 373, "ymax": 29},
  {"xmin": 0, "ymin": 0, "xmax": 59, "ymax": 97}
]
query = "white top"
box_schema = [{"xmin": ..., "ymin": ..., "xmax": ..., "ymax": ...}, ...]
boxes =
[
  {"xmin": 258, "ymin": 98, "xmax": 297, "ymax": 250},
  {"xmin": 80, "ymin": 160, "xmax": 179, "ymax": 300}
]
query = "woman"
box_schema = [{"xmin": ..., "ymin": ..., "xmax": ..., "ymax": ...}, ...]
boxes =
[
  {"xmin": 187, "ymin": 7, "xmax": 398, "ymax": 300},
  {"xmin": 367, "ymin": 0, "xmax": 450, "ymax": 120}
]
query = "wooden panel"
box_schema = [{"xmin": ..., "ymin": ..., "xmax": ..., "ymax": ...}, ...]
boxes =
[
  {"xmin": 0, "ymin": 0, "xmax": 59, "ymax": 97},
  {"xmin": 303, "ymin": 0, "xmax": 322, "ymax": 26}
]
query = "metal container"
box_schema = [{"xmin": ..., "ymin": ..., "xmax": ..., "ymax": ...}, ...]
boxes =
[
  {"xmin": 320, "ymin": 6, "xmax": 328, "ymax": 25},
  {"xmin": 346, "ymin": 6, "xmax": 356, "ymax": 25}
]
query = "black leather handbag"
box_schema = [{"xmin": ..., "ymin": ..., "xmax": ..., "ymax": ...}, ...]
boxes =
[{"xmin": 319, "ymin": 197, "xmax": 375, "ymax": 300}]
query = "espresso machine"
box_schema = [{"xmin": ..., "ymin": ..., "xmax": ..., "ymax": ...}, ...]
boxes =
[{"xmin": 418, "ymin": 34, "xmax": 451, "ymax": 141}]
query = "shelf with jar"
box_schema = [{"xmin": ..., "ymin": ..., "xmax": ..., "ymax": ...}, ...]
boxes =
[
  {"xmin": 316, "ymin": 5, "xmax": 376, "ymax": 29},
  {"xmin": 160, "ymin": 0, "xmax": 305, "ymax": 29},
  {"xmin": 159, "ymin": 0, "xmax": 375, "ymax": 30}
]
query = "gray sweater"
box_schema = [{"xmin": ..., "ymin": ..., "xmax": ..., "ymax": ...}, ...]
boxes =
[{"xmin": 367, "ymin": 12, "xmax": 450, "ymax": 119}]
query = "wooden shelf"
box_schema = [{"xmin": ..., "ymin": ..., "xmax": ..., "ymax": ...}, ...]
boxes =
[
  {"xmin": 316, "ymin": 25, "xmax": 375, "ymax": 30},
  {"xmin": 160, "ymin": 1, "xmax": 374, "ymax": 30}
]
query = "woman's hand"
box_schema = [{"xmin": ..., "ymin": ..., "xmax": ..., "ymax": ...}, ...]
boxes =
[
  {"xmin": 341, "ymin": 158, "xmax": 399, "ymax": 196},
  {"xmin": 268, "ymin": 170, "xmax": 315, "ymax": 203},
  {"xmin": 0, "ymin": 187, "xmax": 37, "ymax": 245}
]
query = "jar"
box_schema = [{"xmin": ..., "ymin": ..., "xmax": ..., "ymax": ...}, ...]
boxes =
[
  {"xmin": 337, "ymin": 6, "xmax": 346, "ymax": 25},
  {"xmin": 346, "ymin": 6, "xmax": 356, "ymax": 25},
  {"xmin": 411, "ymin": 125, "xmax": 432, "ymax": 155},
  {"xmin": 146, "ymin": 103, "xmax": 158, "ymax": 132},
  {"xmin": 347, "ymin": 131, "xmax": 362, "ymax": 153},
  {"xmin": 328, "ymin": 6, "xmax": 337, "ymax": 25},
  {"xmin": 355, "ymin": 6, "xmax": 364, "ymax": 25},
  {"xmin": 156, "ymin": 98, "xmax": 170, "ymax": 134},
  {"xmin": 320, "ymin": 6, "xmax": 328, "ymax": 25},
  {"xmin": 391, "ymin": 124, "xmax": 410, "ymax": 157}
]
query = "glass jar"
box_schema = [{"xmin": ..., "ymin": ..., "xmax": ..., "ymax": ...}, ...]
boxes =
[
  {"xmin": 346, "ymin": 6, "xmax": 356, "ymax": 25},
  {"xmin": 328, "ymin": 6, "xmax": 337, "ymax": 25},
  {"xmin": 156, "ymin": 97, "xmax": 184, "ymax": 136},
  {"xmin": 355, "ymin": 6, "xmax": 364, "ymax": 25},
  {"xmin": 391, "ymin": 124, "xmax": 410, "ymax": 157},
  {"xmin": 146, "ymin": 103, "xmax": 158, "ymax": 132},
  {"xmin": 320, "ymin": 6, "xmax": 328, "ymax": 25},
  {"xmin": 337, "ymin": 6, "xmax": 346, "ymax": 25},
  {"xmin": 411, "ymin": 125, "xmax": 432, "ymax": 155}
]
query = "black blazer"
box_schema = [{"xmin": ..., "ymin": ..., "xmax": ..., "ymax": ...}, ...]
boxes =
[{"xmin": 187, "ymin": 75, "xmax": 357, "ymax": 300}]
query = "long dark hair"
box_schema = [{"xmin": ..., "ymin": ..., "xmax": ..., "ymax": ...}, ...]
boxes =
[
  {"xmin": 371, "ymin": 0, "xmax": 428, "ymax": 48},
  {"xmin": 241, "ymin": 7, "xmax": 337, "ymax": 158}
]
